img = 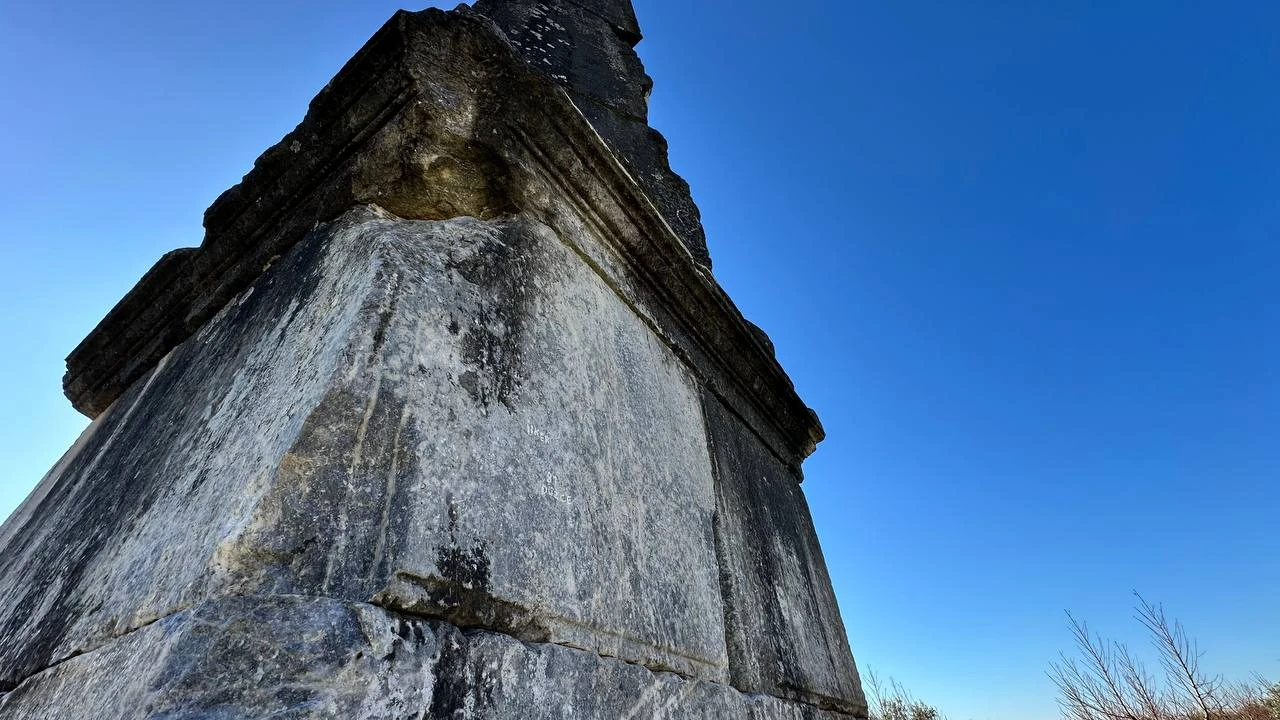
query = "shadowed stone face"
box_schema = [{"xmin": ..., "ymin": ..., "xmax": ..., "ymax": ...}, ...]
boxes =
[
  {"xmin": 563, "ymin": 0, "xmax": 642, "ymax": 40},
  {"xmin": 472, "ymin": 0, "xmax": 651, "ymax": 117}
]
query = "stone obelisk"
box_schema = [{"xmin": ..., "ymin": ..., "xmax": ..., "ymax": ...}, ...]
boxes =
[{"xmin": 0, "ymin": 2, "xmax": 867, "ymax": 717}]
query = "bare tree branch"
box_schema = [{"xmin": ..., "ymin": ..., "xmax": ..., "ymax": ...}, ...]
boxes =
[
  {"xmin": 1133, "ymin": 593, "xmax": 1221, "ymax": 720},
  {"xmin": 1050, "ymin": 595, "xmax": 1276, "ymax": 720}
]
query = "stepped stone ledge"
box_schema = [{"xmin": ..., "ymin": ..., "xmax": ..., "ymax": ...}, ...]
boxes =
[{"xmin": 2, "ymin": 1, "xmax": 867, "ymax": 718}]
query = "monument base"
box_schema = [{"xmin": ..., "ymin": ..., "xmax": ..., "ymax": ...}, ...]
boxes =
[{"xmin": 0, "ymin": 594, "xmax": 857, "ymax": 719}]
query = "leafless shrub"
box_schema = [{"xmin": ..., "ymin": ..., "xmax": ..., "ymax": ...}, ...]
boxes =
[
  {"xmin": 865, "ymin": 669, "xmax": 945, "ymax": 720},
  {"xmin": 1049, "ymin": 592, "xmax": 1278, "ymax": 720}
]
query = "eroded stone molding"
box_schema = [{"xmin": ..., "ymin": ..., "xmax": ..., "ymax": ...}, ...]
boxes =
[{"xmin": 60, "ymin": 7, "xmax": 819, "ymax": 474}]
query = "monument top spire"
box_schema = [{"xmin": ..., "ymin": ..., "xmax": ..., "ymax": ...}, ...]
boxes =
[{"xmin": 472, "ymin": 0, "xmax": 650, "ymax": 119}]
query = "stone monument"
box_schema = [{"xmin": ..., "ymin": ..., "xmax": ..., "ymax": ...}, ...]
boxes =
[{"xmin": 0, "ymin": 1, "xmax": 867, "ymax": 717}]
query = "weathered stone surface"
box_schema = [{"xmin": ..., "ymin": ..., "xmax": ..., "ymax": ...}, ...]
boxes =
[
  {"xmin": 5, "ymin": 1, "xmax": 866, "ymax": 717},
  {"xmin": 472, "ymin": 0, "xmax": 650, "ymax": 118},
  {"xmin": 0, "ymin": 595, "xmax": 856, "ymax": 720},
  {"xmin": 1, "ymin": 207, "xmax": 727, "ymax": 690},
  {"xmin": 61, "ymin": 7, "xmax": 804, "ymax": 466},
  {"xmin": 705, "ymin": 393, "xmax": 866, "ymax": 713},
  {"xmin": 1, "ymin": 596, "xmax": 443, "ymax": 719},
  {"xmin": 469, "ymin": 0, "xmax": 710, "ymax": 267}
]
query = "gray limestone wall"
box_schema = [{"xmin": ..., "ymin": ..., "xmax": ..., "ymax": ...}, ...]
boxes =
[{"xmin": 0, "ymin": 207, "xmax": 865, "ymax": 717}]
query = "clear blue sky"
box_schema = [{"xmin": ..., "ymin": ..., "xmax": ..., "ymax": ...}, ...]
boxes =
[{"xmin": 1, "ymin": 2, "xmax": 1277, "ymax": 718}]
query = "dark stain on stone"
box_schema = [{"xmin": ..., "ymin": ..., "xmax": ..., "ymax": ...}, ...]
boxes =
[
  {"xmin": 274, "ymin": 686, "xmax": 311, "ymax": 707},
  {"xmin": 457, "ymin": 370, "xmax": 481, "ymax": 404},
  {"xmin": 427, "ymin": 628, "xmax": 495, "ymax": 719},
  {"xmin": 431, "ymin": 498, "xmax": 494, "ymax": 607},
  {"xmin": 371, "ymin": 490, "xmax": 548, "ymax": 644},
  {"xmin": 188, "ymin": 468, "xmax": 212, "ymax": 495},
  {"xmin": 446, "ymin": 495, "xmax": 460, "ymax": 533},
  {"xmin": 378, "ymin": 567, "xmax": 550, "ymax": 648},
  {"xmin": 446, "ymin": 223, "xmax": 537, "ymax": 412},
  {"xmin": 222, "ymin": 381, "xmax": 419, "ymax": 601},
  {"xmin": 437, "ymin": 544, "xmax": 491, "ymax": 595},
  {"xmin": 367, "ymin": 276, "xmax": 401, "ymax": 365}
]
